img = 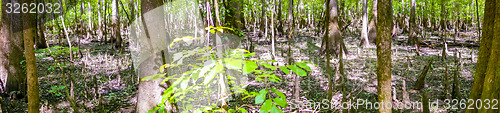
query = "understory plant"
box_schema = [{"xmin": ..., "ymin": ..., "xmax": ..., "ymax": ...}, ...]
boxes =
[{"xmin": 143, "ymin": 26, "xmax": 314, "ymax": 113}]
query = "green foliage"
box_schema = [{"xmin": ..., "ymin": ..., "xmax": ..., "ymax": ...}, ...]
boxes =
[
  {"xmin": 143, "ymin": 26, "xmax": 315, "ymax": 113},
  {"xmin": 48, "ymin": 85, "xmax": 66, "ymax": 97}
]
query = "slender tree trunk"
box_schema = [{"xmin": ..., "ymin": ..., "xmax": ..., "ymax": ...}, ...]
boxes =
[
  {"xmin": 475, "ymin": 0, "xmax": 481, "ymax": 42},
  {"xmin": 360, "ymin": 0, "xmax": 369, "ymax": 48},
  {"xmin": 409, "ymin": 0, "xmax": 420, "ymax": 53},
  {"xmin": 440, "ymin": 0, "xmax": 447, "ymax": 31},
  {"xmin": 376, "ymin": 0, "xmax": 393, "ymax": 112},
  {"xmin": 113, "ymin": 0, "xmax": 122, "ymax": 48},
  {"xmin": 367, "ymin": 0, "xmax": 377, "ymax": 46},
  {"xmin": 22, "ymin": 1, "xmax": 39, "ymax": 112}
]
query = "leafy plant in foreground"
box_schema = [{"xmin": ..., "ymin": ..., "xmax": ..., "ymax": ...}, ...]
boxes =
[{"xmin": 143, "ymin": 26, "xmax": 314, "ymax": 113}]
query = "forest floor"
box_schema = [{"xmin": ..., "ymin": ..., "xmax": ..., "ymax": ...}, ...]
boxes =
[{"xmin": 2, "ymin": 27, "xmax": 479, "ymax": 112}]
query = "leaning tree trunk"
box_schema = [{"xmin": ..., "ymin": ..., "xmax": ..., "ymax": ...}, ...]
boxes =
[{"xmin": 376, "ymin": 0, "xmax": 393, "ymax": 112}]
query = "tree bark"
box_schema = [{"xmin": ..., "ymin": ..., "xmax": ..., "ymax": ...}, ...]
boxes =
[
  {"xmin": 376, "ymin": 0, "xmax": 393, "ymax": 112},
  {"xmin": 0, "ymin": 0, "xmax": 27, "ymax": 97},
  {"xmin": 466, "ymin": 0, "xmax": 499, "ymax": 112},
  {"xmin": 360, "ymin": 0, "xmax": 369, "ymax": 48},
  {"xmin": 113, "ymin": 0, "xmax": 122, "ymax": 48},
  {"xmin": 367, "ymin": 0, "xmax": 377, "ymax": 46},
  {"xmin": 136, "ymin": 0, "xmax": 172, "ymax": 112},
  {"xmin": 22, "ymin": 1, "xmax": 39, "ymax": 112}
]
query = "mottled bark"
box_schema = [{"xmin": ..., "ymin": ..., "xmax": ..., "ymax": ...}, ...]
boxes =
[
  {"xmin": 22, "ymin": 1, "xmax": 40, "ymax": 112},
  {"xmin": 466, "ymin": 0, "xmax": 496, "ymax": 112},
  {"xmin": 376, "ymin": 0, "xmax": 393, "ymax": 112},
  {"xmin": 0, "ymin": 0, "xmax": 27, "ymax": 97}
]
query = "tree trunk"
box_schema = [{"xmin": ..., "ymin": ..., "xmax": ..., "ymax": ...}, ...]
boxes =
[
  {"xmin": 0, "ymin": 0, "xmax": 27, "ymax": 97},
  {"xmin": 113, "ymin": 0, "xmax": 122, "ymax": 48},
  {"xmin": 466, "ymin": 0, "xmax": 499, "ymax": 112},
  {"xmin": 322, "ymin": 0, "xmax": 345, "ymax": 56},
  {"xmin": 36, "ymin": 5, "xmax": 48, "ymax": 49},
  {"xmin": 260, "ymin": 0, "xmax": 267, "ymax": 37},
  {"xmin": 376, "ymin": 0, "xmax": 393, "ymax": 112},
  {"xmin": 409, "ymin": 0, "xmax": 419, "ymax": 50},
  {"xmin": 440, "ymin": 0, "xmax": 447, "ymax": 31},
  {"xmin": 360, "ymin": 0, "xmax": 369, "ymax": 48},
  {"xmin": 367, "ymin": 0, "xmax": 377, "ymax": 46},
  {"xmin": 136, "ymin": 0, "xmax": 172, "ymax": 112},
  {"xmin": 22, "ymin": 1, "xmax": 39, "ymax": 112}
]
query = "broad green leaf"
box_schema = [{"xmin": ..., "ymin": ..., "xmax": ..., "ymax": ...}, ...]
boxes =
[
  {"xmin": 243, "ymin": 61, "xmax": 258, "ymax": 74},
  {"xmin": 186, "ymin": 105, "xmax": 193, "ymax": 110},
  {"xmin": 173, "ymin": 52, "xmax": 183, "ymax": 62},
  {"xmin": 228, "ymin": 109, "xmax": 236, "ymax": 113},
  {"xmin": 180, "ymin": 79, "xmax": 189, "ymax": 89},
  {"xmin": 244, "ymin": 52, "xmax": 256, "ymax": 57},
  {"xmin": 148, "ymin": 107, "xmax": 160, "ymax": 113},
  {"xmin": 260, "ymin": 99, "xmax": 273, "ymax": 113},
  {"xmin": 199, "ymin": 61, "xmax": 215, "ymax": 77},
  {"xmin": 278, "ymin": 66, "xmax": 290, "ymax": 75},
  {"xmin": 142, "ymin": 73, "xmax": 164, "ymax": 81},
  {"xmin": 270, "ymin": 105, "xmax": 284, "ymax": 113},
  {"xmin": 159, "ymin": 64, "xmax": 166, "ymax": 73},
  {"xmin": 193, "ymin": 109, "xmax": 202, "ymax": 113},
  {"xmin": 260, "ymin": 63, "xmax": 276, "ymax": 70},
  {"xmin": 296, "ymin": 62, "xmax": 311, "ymax": 71},
  {"xmin": 225, "ymin": 58, "xmax": 243, "ymax": 69},
  {"xmin": 271, "ymin": 88, "xmax": 286, "ymax": 99},
  {"xmin": 238, "ymin": 108, "xmax": 248, "ymax": 113},
  {"xmin": 255, "ymin": 89, "xmax": 268, "ymax": 104},
  {"xmin": 273, "ymin": 97, "xmax": 287, "ymax": 108},
  {"xmin": 287, "ymin": 65, "xmax": 307, "ymax": 76}
]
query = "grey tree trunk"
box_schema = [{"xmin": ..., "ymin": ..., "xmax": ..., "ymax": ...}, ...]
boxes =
[{"xmin": 0, "ymin": 0, "xmax": 27, "ymax": 97}]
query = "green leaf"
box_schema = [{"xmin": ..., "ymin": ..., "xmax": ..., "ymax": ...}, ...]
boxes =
[
  {"xmin": 260, "ymin": 99, "xmax": 273, "ymax": 113},
  {"xmin": 255, "ymin": 89, "xmax": 268, "ymax": 104},
  {"xmin": 148, "ymin": 107, "xmax": 160, "ymax": 113},
  {"xmin": 199, "ymin": 60, "xmax": 216, "ymax": 77},
  {"xmin": 244, "ymin": 52, "xmax": 256, "ymax": 57},
  {"xmin": 296, "ymin": 62, "xmax": 311, "ymax": 71},
  {"xmin": 142, "ymin": 73, "xmax": 164, "ymax": 81},
  {"xmin": 271, "ymin": 88, "xmax": 286, "ymax": 99},
  {"xmin": 287, "ymin": 65, "xmax": 307, "ymax": 76},
  {"xmin": 193, "ymin": 109, "xmax": 202, "ymax": 113},
  {"xmin": 228, "ymin": 109, "xmax": 236, "ymax": 113},
  {"xmin": 238, "ymin": 108, "xmax": 248, "ymax": 113},
  {"xmin": 273, "ymin": 97, "xmax": 287, "ymax": 108},
  {"xmin": 186, "ymin": 105, "xmax": 193, "ymax": 110},
  {"xmin": 180, "ymin": 79, "xmax": 189, "ymax": 89},
  {"xmin": 260, "ymin": 63, "xmax": 276, "ymax": 70},
  {"xmin": 159, "ymin": 64, "xmax": 166, "ymax": 73},
  {"xmin": 278, "ymin": 66, "xmax": 290, "ymax": 75},
  {"xmin": 173, "ymin": 52, "xmax": 183, "ymax": 62},
  {"xmin": 225, "ymin": 58, "xmax": 243, "ymax": 69},
  {"xmin": 270, "ymin": 105, "xmax": 284, "ymax": 113},
  {"xmin": 243, "ymin": 61, "xmax": 258, "ymax": 74}
]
